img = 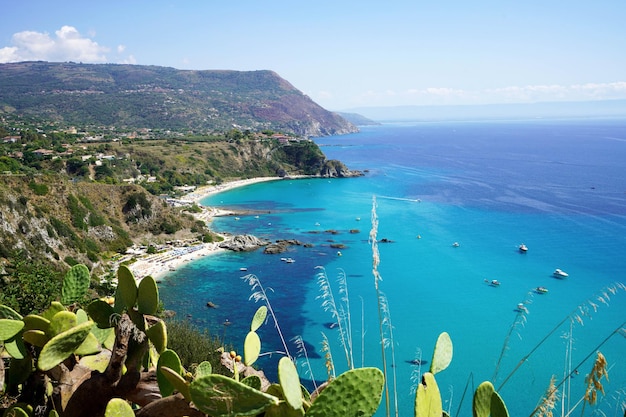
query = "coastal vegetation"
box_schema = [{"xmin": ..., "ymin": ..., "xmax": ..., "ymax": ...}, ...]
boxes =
[{"xmin": 1, "ymin": 202, "xmax": 622, "ymax": 416}]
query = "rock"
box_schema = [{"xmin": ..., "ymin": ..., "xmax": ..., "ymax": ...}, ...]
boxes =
[
  {"xmin": 319, "ymin": 159, "xmax": 364, "ymax": 178},
  {"xmin": 206, "ymin": 301, "xmax": 218, "ymax": 308},
  {"xmin": 219, "ymin": 234, "xmax": 270, "ymax": 252},
  {"xmin": 263, "ymin": 239, "xmax": 304, "ymax": 254}
]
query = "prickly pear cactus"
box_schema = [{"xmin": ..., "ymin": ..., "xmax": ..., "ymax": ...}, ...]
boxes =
[
  {"xmin": 490, "ymin": 390, "xmax": 509, "ymax": 417},
  {"xmin": 160, "ymin": 366, "xmax": 191, "ymax": 401},
  {"xmin": 251, "ymin": 305, "xmax": 268, "ymax": 331},
  {"xmin": 429, "ymin": 332, "xmax": 453, "ymax": 375},
  {"xmin": 116, "ymin": 265, "xmax": 138, "ymax": 311},
  {"xmin": 195, "ymin": 360, "xmax": 212, "ymax": 378},
  {"xmin": 190, "ymin": 374, "xmax": 279, "ymax": 417},
  {"xmin": 38, "ymin": 320, "xmax": 94, "ymax": 371},
  {"xmin": 244, "ymin": 330, "xmax": 261, "ymax": 366},
  {"xmin": 279, "ymin": 356, "xmax": 303, "ymax": 411},
  {"xmin": 473, "ymin": 381, "xmax": 494, "ymax": 417},
  {"xmin": 415, "ymin": 372, "xmax": 442, "ymax": 417},
  {"xmin": 157, "ymin": 349, "xmax": 183, "ymax": 397},
  {"xmin": 0, "ymin": 304, "xmax": 22, "ymax": 320},
  {"xmin": 61, "ymin": 264, "xmax": 91, "ymax": 305},
  {"xmin": 87, "ymin": 299, "xmax": 117, "ymax": 328},
  {"xmin": 104, "ymin": 398, "xmax": 135, "ymax": 417},
  {"xmin": 145, "ymin": 320, "xmax": 167, "ymax": 353},
  {"xmin": 305, "ymin": 367, "xmax": 384, "ymax": 417},
  {"xmin": 0, "ymin": 318, "xmax": 24, "ymax": 341},
  {"xmin": 137, "ymin": 275, "xmax": 159, "ymax": 315}
]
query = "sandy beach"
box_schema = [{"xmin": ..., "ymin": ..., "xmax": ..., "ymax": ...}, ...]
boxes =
[{"xmin": 126, "ymin": 177, "xmax": 284, "ymax": 281}]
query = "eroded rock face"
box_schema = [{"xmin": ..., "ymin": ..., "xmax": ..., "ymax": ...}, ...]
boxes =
[
  {"xmin": 319, "ymin": 159, "xmax": 364, "ymax": 178},
  {"xmin": 219, "ymin": 235, "xmax": 270, "ymax": 252}
]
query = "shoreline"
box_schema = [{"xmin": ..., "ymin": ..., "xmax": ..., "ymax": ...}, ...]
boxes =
[{"xmin": 127, "ymin": 177, "xmax": 286, "ymax": 281}]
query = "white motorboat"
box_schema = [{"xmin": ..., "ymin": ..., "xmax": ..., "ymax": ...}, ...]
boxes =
[{"xmin": 553, "ymin": 268, "xmax": 569, "ymax": 278}]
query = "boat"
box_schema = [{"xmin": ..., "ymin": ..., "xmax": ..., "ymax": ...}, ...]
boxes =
[
  {"xmin": 452, "ymin": 242, "xmax": 460, "ymax": 247},
  {"xmin": 535, "ymin": 286, "xmax": 549, "ymax": 294},
  {"xmin": 553, "ymin": 268, "xmax": 569, "ymax": 278},
  {"xmin": 485, "ymin": 279, "xmax": 501, "ymax": 287},
  {"xmin": 239, "ymin": 267, "xmax": 248, "ymax": 272},
  {"xmin": 519, "ymin": 243, "xmax": 528, "ymax": 253},
  {"xmin": 281, "ymin": 257, "xmax": 295, "ymax": 263}
]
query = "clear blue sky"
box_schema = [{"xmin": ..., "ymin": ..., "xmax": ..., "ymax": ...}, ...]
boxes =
[{"xmin": 2, "ymin": 1, "xmax": 625, "ymax": 110}]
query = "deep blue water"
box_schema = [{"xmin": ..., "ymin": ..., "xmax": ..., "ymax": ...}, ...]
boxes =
[{"xmin": 159, "ymin": 119, "xmax": 626, "ymax": 416}]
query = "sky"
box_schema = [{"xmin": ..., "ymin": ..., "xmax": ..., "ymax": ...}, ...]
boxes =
[{"xmin": 1, "ymin": 1, "xmax": 626, "ymax": 111}]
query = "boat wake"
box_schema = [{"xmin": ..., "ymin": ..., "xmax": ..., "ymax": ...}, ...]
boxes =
[{"xmin": 377, "ymin": 195, "xmax": 421, "ymax": 203}]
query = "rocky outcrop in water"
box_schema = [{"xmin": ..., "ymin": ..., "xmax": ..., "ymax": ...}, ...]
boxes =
[
  {"xmin": 219, "ymin": 235, "xmax": 270, "ymax": 252},
  {"xmin": 320, "ymin": 159, "xmax": 363, "ymax": 178}
]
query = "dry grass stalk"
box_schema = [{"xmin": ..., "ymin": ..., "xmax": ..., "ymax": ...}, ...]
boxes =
[
  {"xmin": 534, "ymin": 376, "xmax": 559, "ymax": 417},
  {"xmin": 583, "ymin": 352, "xmax": 609, "ymax": 407}
]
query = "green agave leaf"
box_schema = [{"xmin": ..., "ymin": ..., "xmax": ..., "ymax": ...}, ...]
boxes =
[
  {"xmin": 47, "ymin": 311, "xmax": 78, "ymax": 338},
  {"xmin": 23, "ymin": 314, "xmax": 51, "ymax": 332},
  {"xmin": 61, "ymin": 264, "xmax": 90, "ymax": 305},
  {"xmin": 0, "ymin": 318, "xmax": 24, "ymax": 341},
  {"xmin": 279, "ymin": 356, "xmax": 303, "ymax": 411},
  {"xmin": 473, "ymin": 381, "xmax": 495, "ymax": 417},
  {"xmin": 145, "ymin": 320, "xmax": 167, "ymax": 353},
  {"xmin": 104, "ymin": 398, "xmax": 135, "ymax": 417},
  {"xmin": 116, "ymin": 265, "xmax": 138, "ymax": 311},
  {"xmin": 415, "ymin": 372, "xmax": 442, "ymax": 417},
  {"xmin": 429, "ymin": 331, "xmax": 453, "ymax": 375},
  {"xmin": 0, "ymin": 304, "xmax": 23, "ymax": 320},
  {"xmin": 38, "ymin": 320, "xmax": 94, "ymax": 371},
  {"xmin": 157, "ymin": 349, "xmax": 183, "ymax": 397},
  {"xmin": 194, "ymin": 360, "xmax": 212, "ymax": 378},
  {"xmin": 137, "ymin": 275, "xmax": 159, "ymax": 315},
  {"xmin": 161, "ymin": 366, "xmax": 191, "ymax": 401},
  {"xmin": 190, "ymin": 374, "xmax": 279, "ymax": 417},
  {"xmin": 250, "ymin": 305, "xmax": 268, "ymax": 332},
  {"xmin": 244, "ymin": 330, "xmax": 261, "ymax": 366},
  {"xmin": 305, "ymin": 367, "xmax": 384, "ymax": 417}
]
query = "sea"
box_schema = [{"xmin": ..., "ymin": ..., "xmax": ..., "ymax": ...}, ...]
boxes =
[{"xmin": 159, "ymin": 118, "xmax": 626, "ymax": 417}]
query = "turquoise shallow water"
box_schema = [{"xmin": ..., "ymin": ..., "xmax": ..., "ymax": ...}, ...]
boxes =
[{"xmin": 159, "ymin": 119, "xmax": 626, "ymax": 416}]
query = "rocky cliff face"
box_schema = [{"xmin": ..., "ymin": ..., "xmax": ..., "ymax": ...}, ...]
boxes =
[{"xmin": 0, "ymin": 61, "xmax": 358, "ymax": 138}]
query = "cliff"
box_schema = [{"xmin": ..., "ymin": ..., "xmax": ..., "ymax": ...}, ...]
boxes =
[{"xmin": 0, "ymin": 61, "xmax": 358, "ymax": 137}]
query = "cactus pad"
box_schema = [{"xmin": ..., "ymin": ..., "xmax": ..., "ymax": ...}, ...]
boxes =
[
  {"xmin": 250, "ymin": 305, "xmax": 268, "ymax": 332},
  {"xmin": 0, "ymin": 304, "xmax": 23, "ymax": 320},
  {"xmin": 278, "ymin": 356, "xmax": 303, "ymax": 410},
  {"xmin": 429, "ymin": 332, "xmax": 453, "ymax": 375},
  {"xmin": 23, "ymin": 314, "xmax": 51, "ymax": 332},
  {"xmin": 137, "ymin": 275, "xmax": 159, "ymax": 315},
  {"xmin": 61, "ymin": 264, "xmax": 91, "ymax": 305},
  {"xmin": 490, "ymin": 390, "xmax": 509, "ymax": 417},
  {"xmin": 23, "ymin": 329, "xmax": 49, "ymax": 347},
  {"xmin": 87, "ymin": 299, "xmax": 117, "ymax": 328},
  {"xmin": 157, "ymin": 349, "xmax": 183, "ymax": 397},
  {"xmin": 195, "ymin": 361, "xmax": 213, "ymax": 378},
  {"xmin": 47, "ymin": 311, "xmax": 78, "ymax": 338},
  {"xmin": 145, "ymin": 320, "xmax": 168, "ymax": 353},
  {"xmin": 190, "ymin": 374, "xmax": 279, "ymax": 417},
  {"xmin": 161, "ymin": 366, "xmax": 191, "ymax": 401},
  {"xmin": 244, "ymin": 330, "xmax": 261, "ymax": 366},
  {"xmin": 241, "ymin": 375, "xmax": 262, "ymax": 391},
  {"xmin": 472, "ymin": 381, "xmax": 494, "ymax": 417},
  {"xmin": 104, "ymin": 398, "xmax": 135, "ymax": 417},
  {"xmin": 42, "ymin": 301, "xmax": 66, "ymax": 321},
  {"xmin": 38, "ymin": 320, "xmax": 94, "ymax": 371},
  {"xmin": 415, "ymin": 372, "xmax": 442, "ymax": 417},
  {"xmin": 0, "ymin": 319, "xmax": 24, "ymax": 341},
  {"xmin": 305, "ymin": 367, "xmax": 384, "ymax": 417},
  {"xmin": 74, "ymin": 332, "xmax": 101, "ymax": 356},
  {"xmin": 116, "ymin": 265, "xmax": 138, "ymax": 310}
]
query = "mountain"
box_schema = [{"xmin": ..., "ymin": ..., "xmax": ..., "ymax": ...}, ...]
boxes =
[
  {"xmin": 335, "ymin": 112, "xmax": 381, "ymax": 126},
  {"xmin": 0, "ymin": 61, "xmax": 357, "ymax": 137},
  {"xmin": 345, "ymin": 99, "xmax": 626, "ymax": 122}
]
